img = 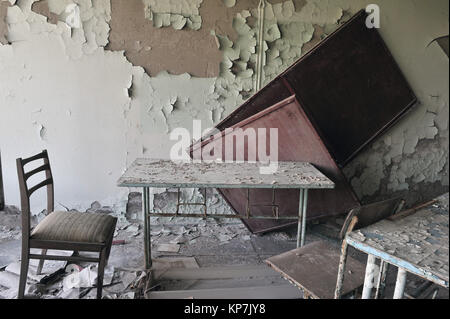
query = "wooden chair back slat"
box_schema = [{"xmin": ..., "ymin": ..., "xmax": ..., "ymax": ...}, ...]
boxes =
[{"xmin": 21, "ymin": 152, "xmax": 48, "ymax": 165}]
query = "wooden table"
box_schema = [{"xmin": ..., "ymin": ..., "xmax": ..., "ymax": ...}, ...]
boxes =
[
  {"xmin": 346, "ymin": 206, "xmax": 449, "ymax": 299},
  {"xmin": 118, "ymin": 159, "xmax": 335, "ymax": 269}
]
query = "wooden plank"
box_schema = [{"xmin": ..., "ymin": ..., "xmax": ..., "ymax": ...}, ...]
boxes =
[
  {"xmin": 147, "ymin": 284, "xmax": 302, "ymax": 299},
  {"xmin": 266, "ymin": 241, "xmax": 366, "ymax": 299},
  {"xmin": 155, "ymin": 265, "xmax": 280, "ymax": 281},
  {"xmin": 118, "ymin": 159, "xmax": 334, "ymax": 190}
]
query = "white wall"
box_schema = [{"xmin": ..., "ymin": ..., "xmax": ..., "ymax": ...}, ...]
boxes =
[{"xmin": 0, "ymin": 0, "xmax": 448, "ymax": 215}]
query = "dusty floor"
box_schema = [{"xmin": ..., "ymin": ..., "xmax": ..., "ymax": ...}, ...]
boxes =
[{"xmin": 0, "ymin": 193, "xmax": 448, "ymax": 299}]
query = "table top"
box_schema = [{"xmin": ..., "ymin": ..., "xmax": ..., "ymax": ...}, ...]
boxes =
[
  {"xmin": 346, "ymin": 207, "xmax": 449, "ymax": 288},
  {"xmin": 117, "ymin": 159, "xmax": 335, "ymax": 189}
]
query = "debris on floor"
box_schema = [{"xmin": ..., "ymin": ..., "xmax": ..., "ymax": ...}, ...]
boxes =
[{"xmin": 0, "ymin": 195, "xmax": 449, "ymax": 299}]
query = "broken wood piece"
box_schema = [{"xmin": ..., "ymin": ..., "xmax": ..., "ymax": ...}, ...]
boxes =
[{"xmin": 388, "ymin": 200, "xmax": 439, "ymax": 221}]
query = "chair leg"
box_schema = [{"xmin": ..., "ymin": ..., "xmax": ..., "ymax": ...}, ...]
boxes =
[
  {"xmin": 18, "ymin": 250, "xmax": 30, "ymax": 299},
  {"xmin": 36, "ymin": 249, "xmax": 47, "ymax": 275},
  {"xmin": 334, "ymin": 240, "xmax": 349, "ymax": 299},
  {"xmin": 96, "ymin": 248, "xmax": 107, "ymax": 299}
]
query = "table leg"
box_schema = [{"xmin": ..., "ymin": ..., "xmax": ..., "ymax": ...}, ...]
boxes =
[
  {"xmin": 362, "ymin": 254, "xmax": 377, "ymax": 299},
  {"xmin": 374, "ymin": 260, "xmax": 389, "ymax": 299},
  {"xmin": 297, "ymin": 189, "xmax": 304, "ymax": 248},
  {"xmin": 142, "ymin": 187, "xmax": 152, "ymax": 269},
  {"xmin": 393, "ymin": 268, "xmax": 407, "ymax": 299}
]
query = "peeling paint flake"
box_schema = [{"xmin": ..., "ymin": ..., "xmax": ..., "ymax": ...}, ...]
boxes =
[{"xmin": 107, "ymin": 0, "xmax": 221, "ymax": 77}]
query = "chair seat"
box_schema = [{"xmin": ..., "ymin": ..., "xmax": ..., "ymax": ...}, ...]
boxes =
[
  {"xmin": 265, "ymin": 241, "xmax": 366, "ymax": 299},
  {"xmin": 31, "ymin": 211, "xmax": 116, "ymax": 244}
]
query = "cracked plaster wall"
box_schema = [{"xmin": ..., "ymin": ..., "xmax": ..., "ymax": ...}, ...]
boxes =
[{"xmin": 0, "ymin": 0, "xmax": 448, "ymax": 217}]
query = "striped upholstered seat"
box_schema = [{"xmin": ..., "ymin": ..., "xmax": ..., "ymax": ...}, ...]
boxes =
[{"xmin": 31, "ymin": 211, "xmax": 116, "ymax": 244}]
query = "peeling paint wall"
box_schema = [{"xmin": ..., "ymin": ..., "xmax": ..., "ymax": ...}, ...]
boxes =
[{"xmin": 0, "ymin": 0, "xmax": 448, "ymax": 216}]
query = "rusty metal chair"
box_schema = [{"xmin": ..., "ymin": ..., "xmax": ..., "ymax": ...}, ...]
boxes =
[
  {"xmin": 16, "ymin": 150, "xmax": 117, "ymax": 299},
  {"xmin": 266, "ymin": 198, "xmax": 404, "ymax": 299}
]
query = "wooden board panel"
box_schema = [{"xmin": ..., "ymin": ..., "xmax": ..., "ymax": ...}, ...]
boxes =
[
  {"xmin": 190, "ymin": 10, "xmax": 417, "ymax": 233},
  {"xmin": 0, "ymin": 151, "xmax": 4, "ymax": 210},
  {"xmin": 193, "ymin": 96, "xmax": 359, "ymax": 230},
  {"xmin": 347, "ymin": 208, "xmax": 449, "ymax": 287},
  {"xmin": 266, "ymin": 241, "xmax": 366, "ymax": 299}
]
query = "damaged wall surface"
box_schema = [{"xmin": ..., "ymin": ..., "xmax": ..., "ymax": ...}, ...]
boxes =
[{"xmin": 0, "ymin": 0, "xmax": 448, "ymax": 215}]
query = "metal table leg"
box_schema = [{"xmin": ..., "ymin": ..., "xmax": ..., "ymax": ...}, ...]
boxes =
[
  {"xmin": 296, "ymin": 189, "xmax": 304, "ymax": 248},
  {"xmin": 362, "ymin": 254, "xmax": 377, "ymax": 299},
  {"xmin": 393, "ymin": 268, "xmax": 407, "ymax": 299},
  {"xmin": 301, "ymin": 189, "xmax": 308, "ymax": 247},
  {"xmin": 296, "ymin": 189, "xmax": 309, "ymax": 248},
  {"xmin": 142, "ymin": 187, "xmax": 152, "ymax": 269}
]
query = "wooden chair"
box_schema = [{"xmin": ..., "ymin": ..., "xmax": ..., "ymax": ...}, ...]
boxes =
[
  {"xmin": 16, "ymin": 150, "xmax": 117, "ymax": 299},
  {"xmin": 265, "ymin": 198, "xmax": 404, "ymax": 299}
]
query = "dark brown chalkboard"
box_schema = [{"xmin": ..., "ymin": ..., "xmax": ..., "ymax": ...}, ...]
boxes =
[{"xmin": 191, "ymin": 10, "xmax": 417, "ymax": 233}]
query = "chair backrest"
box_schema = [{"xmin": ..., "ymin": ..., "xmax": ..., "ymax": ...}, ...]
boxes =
[
  {"xmin": 16, "ymin": 150, "xmax": 54, "ymax": 239},
  {"xmin": 339, "ymin": 198, "xmax": 404, "ymax": 239}
]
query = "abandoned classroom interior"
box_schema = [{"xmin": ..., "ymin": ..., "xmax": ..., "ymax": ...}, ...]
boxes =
[{"xmin": 0, "ymin": 0, "xmax": 448, "ymax": 301}]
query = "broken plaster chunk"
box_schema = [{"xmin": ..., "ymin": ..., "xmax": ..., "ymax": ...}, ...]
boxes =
[{"xmin": 157, "ymin": 243, "xmax": 181, "ymax": 253}]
